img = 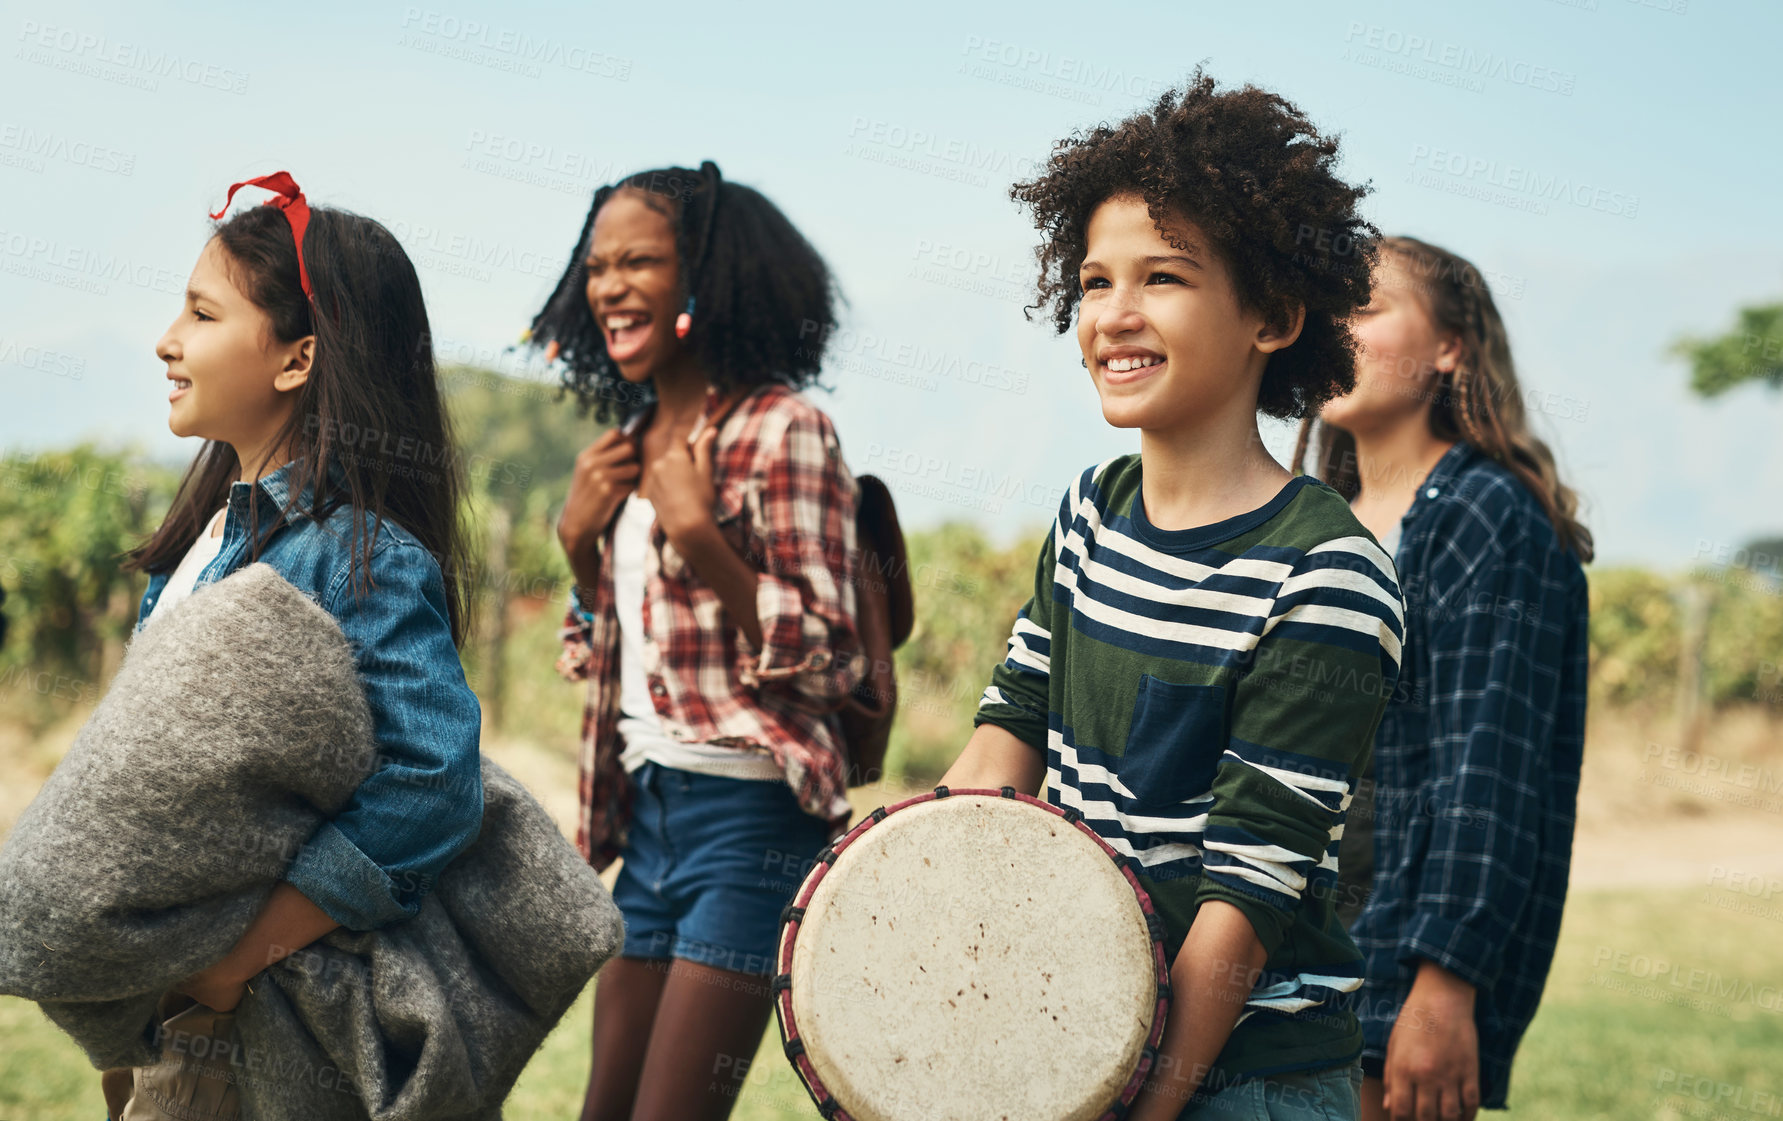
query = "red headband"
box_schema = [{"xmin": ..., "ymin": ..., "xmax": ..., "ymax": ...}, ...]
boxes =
[{"xmin": 209, "ymin": 171, "xmax": 313, "ymax": 300}]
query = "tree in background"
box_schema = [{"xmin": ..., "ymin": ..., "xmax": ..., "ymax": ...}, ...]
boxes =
[
  {"xmin": 1667, "ymin": 301, "xmax": 1783, "ymax": 746},
  {"xmin": 1673, "ymin": 304, "xmax": 1782, "ymax": 579},
  {"xmin": 1673, "ymin": 302, "xmax": 1783, "ymax": 397},
  {"xmin": 439, "ymin": 365, "xmax": 598, "ymax": 732}
]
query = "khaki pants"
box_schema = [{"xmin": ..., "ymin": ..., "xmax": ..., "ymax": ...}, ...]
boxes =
[{"xmin": 101, "ymin": 992, "xmax": 242, "ymax": 1121}]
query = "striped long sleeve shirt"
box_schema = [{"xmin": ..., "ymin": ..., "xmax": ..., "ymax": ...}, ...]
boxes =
[{"xmin": 974, "ymin": 453, "xmax": 1406, "ymax": 1087}]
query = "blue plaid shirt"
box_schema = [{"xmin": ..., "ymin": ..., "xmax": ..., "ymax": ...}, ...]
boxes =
[{"xmin": 1341, "ymin": 442, "xmax": 1589, "ymax": 1108}]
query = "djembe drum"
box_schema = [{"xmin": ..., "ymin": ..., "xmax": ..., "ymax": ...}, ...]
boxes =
[{"xmin": 774, "ymin": 786, "xmax": 1170, "ymax": 1121}]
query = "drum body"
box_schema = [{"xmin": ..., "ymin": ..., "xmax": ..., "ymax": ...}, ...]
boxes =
[{"xmin": 774, "ymin": 787, "xmax": 1170, "ymax": 1121}]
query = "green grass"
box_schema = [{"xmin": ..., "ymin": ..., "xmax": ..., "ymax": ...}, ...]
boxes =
[
  {"xmin": 0, "ymin": 995, "xmax": 104, "ymax": 1121},
  {"xmin": 505, "ymin": 988, "xmax": 818, "ymax": 1121},
  {"xmin": 6, "ymin": 887, "xmax": 1780, "ymax": 1118},
  {"xmin": 1509, "ymin": 888, "xmax": 1783, "ymax": 1119}
]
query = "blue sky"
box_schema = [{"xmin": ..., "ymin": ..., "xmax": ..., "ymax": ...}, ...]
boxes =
[{"xmin": 2, "ymin": 0, "xmax": 1777, "ymax": 567}]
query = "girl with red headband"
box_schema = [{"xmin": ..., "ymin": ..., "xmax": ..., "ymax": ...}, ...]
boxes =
[
  {"xmin": 102, "ymin": 173, "xmax": 484, "ymax": 1119},
  {"xmin": 526, "ymin": 161, "xmax": 866, "ymax": 1121}
]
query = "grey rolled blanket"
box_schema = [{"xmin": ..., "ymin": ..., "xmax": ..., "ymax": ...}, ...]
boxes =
[{"xmin": 0, "ymin": 562, "xmax": 623, "ymax": 1120}]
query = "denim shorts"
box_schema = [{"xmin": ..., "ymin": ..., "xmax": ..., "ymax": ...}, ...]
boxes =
[
  {"xmin": 1178, "ymin": 1063, "xmax": 1363, "ymax": 1121},
  {"xmin": 611, "ymin": 760, "xmax": 834, "ymax": 976}
]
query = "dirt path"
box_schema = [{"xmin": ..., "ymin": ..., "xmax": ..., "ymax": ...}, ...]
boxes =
[{"xmin": 1569, "ymin": 815, "xmax": 1783, "ymax": 890}]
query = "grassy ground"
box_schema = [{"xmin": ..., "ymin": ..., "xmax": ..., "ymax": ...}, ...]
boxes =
[
  {"xmin": 5, "ymin": 884, "xmax": 1779, "ymax": 1119},
  {"xmin": 1507, "ymin": 888, "xmax": 1783, "ymax": 1119}
]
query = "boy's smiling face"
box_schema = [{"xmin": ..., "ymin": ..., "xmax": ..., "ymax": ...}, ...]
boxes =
[{"xmin": 1076, "ymin": 194, "xmax": 1294, "ymax": 433}]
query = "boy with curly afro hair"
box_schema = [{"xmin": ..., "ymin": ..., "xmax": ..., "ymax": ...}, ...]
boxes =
[{"xmin": 943, "ymin": 72, "xmax": 1406, "ymax": 1120}]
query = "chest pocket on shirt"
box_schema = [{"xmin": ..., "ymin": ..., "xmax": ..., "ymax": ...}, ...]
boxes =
[
  {"xmin": 1119, "ymin": 675, "xmax": 1228, "ymax": 807},
  {"xmin": 655, "ymin": 477, "xmax": 757, "ymax": 582},
  {"xmin": 712, "ymin": 476, "xmax": 764, "ymax": 570}
]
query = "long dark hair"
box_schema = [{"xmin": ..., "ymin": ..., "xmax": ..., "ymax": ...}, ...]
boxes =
[
  {"xmin": 526, "ymin": 160, "xmax": 840, "ymax": 423},
  {"xmin": 124, "ymin": 201, "xmax": 473, "ymax": 646},
  {"xmin": 1292, "ymin": 235, "xmax": 1593, "ymax": 562}
]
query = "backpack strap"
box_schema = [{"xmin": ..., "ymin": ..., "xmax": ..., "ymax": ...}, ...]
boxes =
[{"xmin": 854, "ymin": 474, "xmax": 914, "ymax": 649}]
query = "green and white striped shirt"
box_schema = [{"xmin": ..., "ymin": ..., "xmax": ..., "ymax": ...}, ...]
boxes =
[{"xmin": 975, "ymin": 453, "xmax": 1405, "ymax": 1086}]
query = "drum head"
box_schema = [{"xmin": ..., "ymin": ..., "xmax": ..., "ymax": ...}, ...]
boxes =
[{"xmin": 777, "ymin": 789, "xmax": 1167, "ymax": 1121}]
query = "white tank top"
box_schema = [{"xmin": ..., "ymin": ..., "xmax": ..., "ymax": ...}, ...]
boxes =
[
  {"xmin": 148, "ymin": 508, "xmax": 228, "ymax": 623},
  {"xmin": 611, "ymin": 494, "xmax": 784, "ymax": 782}
]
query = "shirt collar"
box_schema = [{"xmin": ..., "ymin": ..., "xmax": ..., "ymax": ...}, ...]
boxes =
[
  {"xmin": 1402, "ymin": 440, "xmax": 1479, "ymax": 522},
  {"xmin": 228, "ymin": 454, "xmax": 348, "ymax": 521},
  {"xmin": 623, "ymin": 384, "xmax": 752, "ymax": 440}
]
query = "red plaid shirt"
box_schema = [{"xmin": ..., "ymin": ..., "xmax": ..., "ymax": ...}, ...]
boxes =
[{"xmin": 556, "ymin": 384, "xmax": 866, "ymax": 870}]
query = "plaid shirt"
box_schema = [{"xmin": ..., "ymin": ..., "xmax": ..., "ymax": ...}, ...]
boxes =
[
  {"xmin": 1344, "ymin": 441, "xmax": 1589, "ymax": 1108},
  {"xmin": 556, "ymin": 384, "xmax": 866, "ymax": 870}
]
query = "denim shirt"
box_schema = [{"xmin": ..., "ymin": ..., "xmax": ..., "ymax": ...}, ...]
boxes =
[{"xmin": 134, "ymin": 457, "xmax": 483, "ymax": 931}]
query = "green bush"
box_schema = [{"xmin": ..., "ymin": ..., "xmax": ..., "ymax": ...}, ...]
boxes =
[
  {"xmin": 4, "ymin": 370, "xmax": 1778, "ymax": 755},
  {"xmin": 1698, "ymin": 567, "xmax": 1783, "ymax": 706},
  {"xmin": 884, "ymin": 520, "xmax": 1044, "ymax": 783},
  {"xmin": 1586, "ymin": 564, "xmax": 1783, "ymax": 711},
  {"xmin": 0, "ymin": 447, "xmax": 179, "ymax": 720},
  {"xmin": 1586, "ymin": 567, "xmax": 1683, "ymax": 710}
]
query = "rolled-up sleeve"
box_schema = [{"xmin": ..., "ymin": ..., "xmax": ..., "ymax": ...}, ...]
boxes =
[
  {"xmin": 557, "ymin": 594, "xmax": 597, "ymax": 683},
  {"xmin": 732, "ymin": 406, "xmax": 864, "ymax": 709},
  {"xmin": 285, "ymin": 541, "xmax": 484, "ymax": 930}
]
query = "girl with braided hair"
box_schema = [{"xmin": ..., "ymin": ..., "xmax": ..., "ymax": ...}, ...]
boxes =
[
  {"xmin": 526, "ymin": 161, "xmax": 866, "ymax": 1121},
  {"xmin": 1299, "ymin": 236, "xmax": 1592, "ymax": 1120}
]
